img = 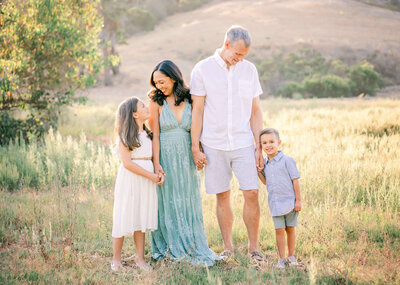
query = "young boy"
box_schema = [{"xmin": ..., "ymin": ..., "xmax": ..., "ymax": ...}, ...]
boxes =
[{"xmin": 258, "ymin": 128, "xmax": 302, "ymax": 269}]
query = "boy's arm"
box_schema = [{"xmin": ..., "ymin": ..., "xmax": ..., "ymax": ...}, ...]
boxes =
[
  {"xmin": 257, "ymin": 170, "xmax": 266, "ymax": 185},
  {"xmin": 292, "ymin": 178, "xmax": 302, "ymax": 211}
]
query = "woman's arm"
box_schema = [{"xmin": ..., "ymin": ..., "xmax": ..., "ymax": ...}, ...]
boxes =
[
  {"xmin": 191, "ymin": 95, "xmax": 207, "ymax": 169},
  {"xmin": 149, "ymin": 100, "xmax": 164, "ymax": 175}
]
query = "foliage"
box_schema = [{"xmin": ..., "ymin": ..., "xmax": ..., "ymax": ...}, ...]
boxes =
[
  {"xmin": 257, "ymin": 48, "xmax": 383, "ymax": 98},
  {"xmin": 0, "ymin": 0, "xmax": 103, "ymax": 145},
  {"xmin": 0, "ymin": 129, "xmax": 118, "ymax": 191},
  {"xmin": 101, "ymin": 0, "xmax": 211, "ymax": 40}
]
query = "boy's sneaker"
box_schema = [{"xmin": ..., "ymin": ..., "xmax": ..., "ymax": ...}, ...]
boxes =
[
  {"xmin": 275, "ymin": 258, "xmax": 286, "ymax": 269},
  {"xmin": 287, "ymin": 256, "xmax": 299, "ymax": 266}
]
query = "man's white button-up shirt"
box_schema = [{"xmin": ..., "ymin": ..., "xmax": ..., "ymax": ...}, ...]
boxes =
[{"xmin": 190, "ymin": 49, "xmax": 263, "ymax": 151}]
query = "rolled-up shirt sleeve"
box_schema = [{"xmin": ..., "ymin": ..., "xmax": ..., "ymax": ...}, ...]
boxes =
[{"xmin": 190, "ymin": 64, "xmax": 206, "ymax": 96}]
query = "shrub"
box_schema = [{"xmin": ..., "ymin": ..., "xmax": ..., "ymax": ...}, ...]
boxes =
[
  {"xmin": 279, "ymin": 82, "xmax": 304, "ymax": 98},
  {"xmin": 302, "ymin": 75, "xmax": 351, "ymax": 98},
  {"xmin": 348, "ymin": 63, "xmax": 383, "ymax": 96},
  {"xmin": 256, "ymin": 47, "xmax": 384, "ymax": 98},
  {"xmin": 0, "ymin": 0, "xmax": 102, "ymax": 145}
]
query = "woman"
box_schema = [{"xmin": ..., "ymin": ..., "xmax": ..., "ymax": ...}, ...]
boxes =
[{"xmin": 148, "ymin": 60, "xmax": 221, "ymax": 266}]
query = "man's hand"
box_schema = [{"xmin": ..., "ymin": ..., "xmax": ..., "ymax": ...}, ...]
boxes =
[
  {"xmin": 192, "ymin": 148, "xmax": 208, "ymax": 170},
  {"xmin": 255, "ymin": 148, "xmax": 264, "ymax": 172}
]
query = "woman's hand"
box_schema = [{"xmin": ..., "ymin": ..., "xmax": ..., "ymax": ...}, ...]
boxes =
[
  {"xmin": 192, "ymin": 149, "xmax": 208, "ymax": 170},
  {"xmin": 157, "ymin": 172, "xmax": 165, "ymax": 186},
  {"xmin": 154, "ymin": 164, "xmax": 165, "ymax": 186},
  {"xmin": 154, "ymin": 163, "xmax": 165, "ymax": 176}
]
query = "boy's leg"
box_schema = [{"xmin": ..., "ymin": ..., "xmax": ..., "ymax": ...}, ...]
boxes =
[
  {"xmin": 112, "ymin": 237, "xmax": 124, "ymax": 263},
  {"xmin": 285, "ymin": 226, "xmax": 295, "ymax": 257},
  {"xmin": 285, "ymin": 210, "xmax": 299, "ymax": 257},
  {"xmin": 275, "ymin": 228, "xmax": 286, "ymax": 259},
  {"xmin": 216, "ymin": 190, "xmax": 234, "ymax": 253}
]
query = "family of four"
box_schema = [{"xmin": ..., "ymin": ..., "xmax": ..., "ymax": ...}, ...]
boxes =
[{"xmin": 111, "ymin": 26, "xmax": 302, "ymax": 271}]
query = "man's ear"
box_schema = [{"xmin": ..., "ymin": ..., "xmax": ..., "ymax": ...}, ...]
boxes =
[
  {"xmin": 278, "ymin": 139, "xmax": 282, "ymax": 146},
  {"xmin": 224, "ymin": 40, "xmax": 230, "ymax": 49}
]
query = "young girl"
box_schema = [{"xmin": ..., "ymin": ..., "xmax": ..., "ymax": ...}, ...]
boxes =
[{"xmin": 111, "ymin": 97, "xmax": 164, "ymax": 271}]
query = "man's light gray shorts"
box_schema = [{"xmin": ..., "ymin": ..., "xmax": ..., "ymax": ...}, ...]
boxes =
[
  {"xmin": 202, "ymin": 144, "xmax": 259, "ymax": 194},
  {"xmin": 272, "ymin": 210, "xmax": 299, "ymax": 229}
]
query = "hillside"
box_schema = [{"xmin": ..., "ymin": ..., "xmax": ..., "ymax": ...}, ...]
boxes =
[{"xmin": 82, "ymin": 0, "xmax": 400, "ymax": 103}]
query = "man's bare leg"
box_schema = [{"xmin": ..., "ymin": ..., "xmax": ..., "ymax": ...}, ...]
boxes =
[
  {"xmin": 216, "ymin": 190, "xmax": 234, "ymax": 253},
  {"xmin": 243, "ymin": 190, "xmax": 260, "ymax": 253}
]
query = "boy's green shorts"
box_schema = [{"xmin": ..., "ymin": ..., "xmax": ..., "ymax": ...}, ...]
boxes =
[{"xmin": 272, "ymin": 210, "xmax": 299, "ymax": 229}]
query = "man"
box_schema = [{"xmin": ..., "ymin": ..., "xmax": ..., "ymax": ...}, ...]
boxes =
[{"xmin": 190, "ymin": 25, "xmax": 264, "ymax": 262}]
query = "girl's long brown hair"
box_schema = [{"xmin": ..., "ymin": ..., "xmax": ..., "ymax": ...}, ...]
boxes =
[{"xmin": 115, "ymin": 97, "xmax": 152, "ymax": 151}]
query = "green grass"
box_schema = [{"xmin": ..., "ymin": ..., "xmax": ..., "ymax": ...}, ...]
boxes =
[{"xmin": 1, "ymin": 98, "xmax": 400, "ymax": 284}]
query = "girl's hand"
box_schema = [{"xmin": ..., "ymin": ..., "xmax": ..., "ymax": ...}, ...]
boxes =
[
  {"xmin": 156, "ymin": 173, "xmax": 165, "ymax": 186},
  {"xmin": 294, "ymin": 200, "xmax": 302, "ymax": 212},
  {"xmin": 150, "ymin": 173, "xmax": 162, "ymax": 184}
]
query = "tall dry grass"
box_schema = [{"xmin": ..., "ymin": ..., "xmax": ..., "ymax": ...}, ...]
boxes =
[{"xmin": 0, "ymin": 98, "xmax": 399, "ymax": 284}]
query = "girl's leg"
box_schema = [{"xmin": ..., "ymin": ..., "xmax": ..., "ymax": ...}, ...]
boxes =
[
  {"xmin": 112, "ymin": 237, "xmax": 124, "ymax": 265},
  {"xmin": 285, "ymin": 226, "xmax": 295, "ymax": 257},
  {"xmin": 133, "ymin": 231, "xmax": 148, "ymax": 267},
  {"xmin": 275, "ymin": 228, "xmax": 286, "ymax": 259}
]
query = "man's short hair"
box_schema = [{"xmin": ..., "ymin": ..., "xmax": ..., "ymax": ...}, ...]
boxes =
[
  {"xmin": 224, "ymin": 25, "xmax": 251, "ymax": 47},
  {"xmin": 260, "ymin": 128, "xmax": 280, "ymax": 140}
]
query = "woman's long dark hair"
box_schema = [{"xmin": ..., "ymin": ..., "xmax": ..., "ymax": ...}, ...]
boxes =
[
  {"xmin": 115, "ymin": 97, "xmax": 152, "ymax": 151},
  {"xmin": 148, "ymin": 60, "xmax": 192, "ymax": 106}
]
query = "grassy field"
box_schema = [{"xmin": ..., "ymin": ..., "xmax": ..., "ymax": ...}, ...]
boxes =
[{"xmin": 1, "ymin": 98, "xmax": 399, "ymax": 284}]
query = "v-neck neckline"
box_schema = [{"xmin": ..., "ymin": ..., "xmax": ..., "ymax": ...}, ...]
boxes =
[{"xmin": 164, "ymin": 99, "xmax": 187, "ymax": 125}]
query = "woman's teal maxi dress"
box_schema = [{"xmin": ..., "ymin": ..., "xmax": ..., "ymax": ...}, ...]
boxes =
[{"xmin": 150, "ymin": 100, "xmax": 221, "ymax": 266}]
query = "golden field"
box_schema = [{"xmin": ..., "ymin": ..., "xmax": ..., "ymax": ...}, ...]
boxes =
[{"xmin": 0, "ymin": 98, "xmax": 399, "ymax": 284}]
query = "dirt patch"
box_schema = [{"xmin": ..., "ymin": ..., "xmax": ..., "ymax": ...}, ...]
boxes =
[{"xmin": 82, "ymin": 0, "xmax": 400, "ymax": 103}]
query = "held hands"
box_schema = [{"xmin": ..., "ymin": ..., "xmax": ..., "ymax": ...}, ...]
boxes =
[
  {"xmin": 152, "ymin": 164, "xmax": 165, "ymax": 186},
  {"xmin": 192, "ymin": 149, "xmax": 208, "ymax": 170},
  {"xmin": 150, "ymin": 173, "xmax": 164, "ymax": 185},
  {"xmin": 294, "ymin": 200, "xmax": 302, "ymax": 212},
  {"xmin": 255, "ymin": 148, "xmax": 264, "ymax": 172}
]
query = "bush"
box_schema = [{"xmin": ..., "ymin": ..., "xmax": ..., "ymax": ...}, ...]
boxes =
[
  {"xmin": 279, "ymin": 82, "xmax": 303, "ymax": 98},
  {"xmin": 256, "ymin": 48, "xmax": 384, "ymax": 98},
  {"xmin": 302, "ymin": 75, "xmax": 351, "ymax": 98},
  {"xmin": 348, "ymin": 63, "xmax": 383, "ymax": 96},
  {"xmin": 0, "ymin": 0, "xmax": 102, "ymax": 145},
  {"xmin": 127, "ymin": 7, "xmax": 157, "ymax": 32}
]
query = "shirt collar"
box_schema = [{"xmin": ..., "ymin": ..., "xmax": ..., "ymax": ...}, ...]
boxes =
[
  {"xmin": 266, "ymin": 151, "xmax": 284, "ymax": 164},
  {"xmin": 213, "ymin": 48, "xmax": 229, "ymax": 71}
]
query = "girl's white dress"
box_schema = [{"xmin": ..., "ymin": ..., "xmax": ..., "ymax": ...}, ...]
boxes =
[{"xmin": 112, "ymin": 131, "xmax": 158, "ymax": 238}]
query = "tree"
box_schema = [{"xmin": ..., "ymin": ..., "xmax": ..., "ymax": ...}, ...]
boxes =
[{"xmin": 0, "ymin": 0, "xmax": 103, "ymax": 144}]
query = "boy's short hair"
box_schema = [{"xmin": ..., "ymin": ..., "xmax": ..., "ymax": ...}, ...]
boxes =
[{"xmin": 260, "ymin": 128, "xmax": 280, "ymax": 140}]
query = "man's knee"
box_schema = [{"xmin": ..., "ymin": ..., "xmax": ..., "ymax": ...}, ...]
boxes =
[
  {"xmin": 243, "ymin": 189, "xmax": 259, "ymax": 202},
  {"xmin": 216, "ymin": 190, "xmax": 231, "ymax": 206}
]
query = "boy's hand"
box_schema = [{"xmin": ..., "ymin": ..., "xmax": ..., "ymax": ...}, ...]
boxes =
[
  {"xmin": 294, "ymin": 200, "xmax": 302, "ymax": 212},
  {"xmin": 255, "ymin": 148, "xmax": 264, "ymax": 171}
]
